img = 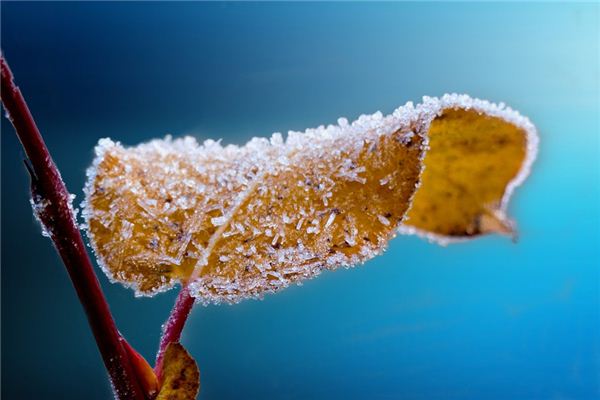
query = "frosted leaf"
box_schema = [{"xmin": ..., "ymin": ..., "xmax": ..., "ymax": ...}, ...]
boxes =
[
  {"xmin": 83, "ymin": 101, "xmax": 425, "ymax": 300},
  {"xmin": 82, "ymin": 93, "xmax": 537, "ymax": 303}
]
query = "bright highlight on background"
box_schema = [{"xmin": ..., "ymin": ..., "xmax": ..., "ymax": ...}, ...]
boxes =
[{"xmin": 1, "ymin": 2, "xmax": 598, "ymax": 400}]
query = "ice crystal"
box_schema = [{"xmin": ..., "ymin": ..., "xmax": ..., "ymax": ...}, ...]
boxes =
[{"xmin": 30, "ymin": 194, "xmax": 52, "ymax": 237}]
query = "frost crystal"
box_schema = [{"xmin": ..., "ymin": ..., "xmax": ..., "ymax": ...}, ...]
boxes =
[
  {"xmin": 324, "ymin": 212, "xmax": 336, "ymax": 229},
  {"xmin": 30, "ymin": 194, "xmax": 52, "ymax": 237},
  {"xmin": 378, "ymin": 215, "xmax": 391, "ymax": 226}
]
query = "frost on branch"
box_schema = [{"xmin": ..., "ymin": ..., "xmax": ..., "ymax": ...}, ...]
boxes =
[
  {"xmin": 30, "ymin": 189, "xmax": 78, "ymax": 239},
  {"xmin": 82, "ymin": 94, "xmax": 538, "ymax": 304}
]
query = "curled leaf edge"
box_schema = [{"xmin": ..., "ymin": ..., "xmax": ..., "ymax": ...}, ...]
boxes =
[{"xmin": 397, "ymin": 94, "xmax": 539, "ymax": 246}]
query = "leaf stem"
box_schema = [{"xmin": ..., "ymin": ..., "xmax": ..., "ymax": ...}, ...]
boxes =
[
  {"xmin": 155, "ymin": 286, "xmax": 195, "ymax": 380},
  {"xmin": 0, "ymin": 53, "xmax": 146, "ymax": 400}
]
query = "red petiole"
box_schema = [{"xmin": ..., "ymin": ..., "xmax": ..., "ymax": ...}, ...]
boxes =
[{"xmin": 154, "ymin": 285, "xmax": 195, "ymax": 381}]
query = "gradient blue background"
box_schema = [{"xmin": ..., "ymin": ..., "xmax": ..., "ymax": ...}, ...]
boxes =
[{"xmin": 2, "ymin": 2, "xmax": 598, "ymax": 399}]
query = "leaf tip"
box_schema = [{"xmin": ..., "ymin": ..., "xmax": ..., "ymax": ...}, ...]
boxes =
[{"xmin": 479, "ymin": 208, "xmax": 515, "ymax": 238}]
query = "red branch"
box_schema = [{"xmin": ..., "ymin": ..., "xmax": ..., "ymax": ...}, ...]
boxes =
[
  {"xmin": 154, "ymin": 286, "xmax": 195, "ymax": 380},
  {"xmin": 1, "ymin": 54, "xmax": 146, "ymax": 400}
]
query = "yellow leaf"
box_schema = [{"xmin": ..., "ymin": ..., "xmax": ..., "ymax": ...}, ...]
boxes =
[
  {"xmin": 84, "ymin": 113, "xmax": 424, "ymax": 302},
  {"xmin": 82, "ymin": 94, "xmax": 537, "ymax": 303},
  {"xmin": 156, "ymin": 343, "xmax": 199, "ymax": 400},
  {"xmin": 400, "ymin": 95, "xmax": 538, "ymax": 244}
]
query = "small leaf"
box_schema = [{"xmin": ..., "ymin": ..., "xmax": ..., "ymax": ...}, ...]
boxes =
[
  {"xmin": 156, "ymin": 343, "xmax": 200, "ymax": 400},
  {"xmin": 401, "ymin": 95, "xmax": 538, "ymax": 244}
]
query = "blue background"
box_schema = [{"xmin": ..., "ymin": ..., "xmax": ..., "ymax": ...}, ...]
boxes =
[{"xmin": 1, "ymin": 2, "xmax": 598, "ymax": 399}]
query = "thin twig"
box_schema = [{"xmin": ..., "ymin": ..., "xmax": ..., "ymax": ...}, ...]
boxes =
[
  {"xmin": 155, "ymin": 286, "xmax": 195, "ymax": 380},
  {"xmin": 1, "ymin": 53, "xmax": 146, "ymax": 400}
]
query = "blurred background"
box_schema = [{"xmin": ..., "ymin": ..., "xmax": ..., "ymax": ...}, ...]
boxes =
[{"xmin": 1, "ymin": 2, "xmax": 598, "ymax": 399}]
